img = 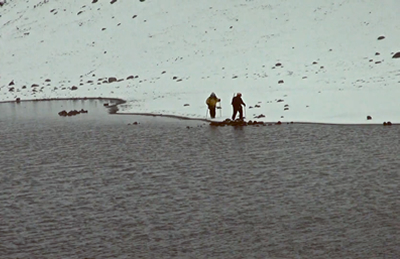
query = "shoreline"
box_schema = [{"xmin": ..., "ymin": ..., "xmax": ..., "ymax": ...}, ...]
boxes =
[
  {"xmin": 0, "ymin": 97, "xmax": 126, "ymax": 107},
  {"xmin": 0, "ymin": 97, "xmax": 397, "ymax": 126}
]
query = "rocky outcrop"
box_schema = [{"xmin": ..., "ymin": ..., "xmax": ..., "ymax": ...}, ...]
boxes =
[
  {"xmin": 210, "ymin": 119, "xmax": 266, "ymax": 127},
  {"xmin": 58, "ymin": 109, "xmax": 88, "ymax": 117},
  {"xmin": 210, "ymin": 119, "xmax": 287, "ymax": 127}
]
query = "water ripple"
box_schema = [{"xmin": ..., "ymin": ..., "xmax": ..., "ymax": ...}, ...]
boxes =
[{"xmin": 0, "ymin": 102, "xmax": 399, "ymax": 258}]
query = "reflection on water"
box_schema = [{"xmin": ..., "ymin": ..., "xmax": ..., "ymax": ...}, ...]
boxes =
[{"xmin": 0, "ymin": 101, "xmax": 399, "ymax": 258}]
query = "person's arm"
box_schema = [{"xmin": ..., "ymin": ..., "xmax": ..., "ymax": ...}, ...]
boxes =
[{"xmin": 241, "ymin": 98, "xmax": 246, "ymax": 106}]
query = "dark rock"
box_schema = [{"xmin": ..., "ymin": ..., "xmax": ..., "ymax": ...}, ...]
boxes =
[
  {"xmin": 103, "ymin": 103, "xmax": 109, "ymax": 106},
  {"xmin": 375, "ymin": 52, "xmax": 380, "ymax": 56},
  {"xmin": 108, "ymin": 77, "xmax": 117, "ymax": 83},
  {"xmin": 277, "ymin": 99, "xmax": 284, "ymax": 102},
  {"xmin": 71, "ymin": 110, "xmax": 80, "ymax": 116},
  {"xmin": 58, "ymin": 110, "xmax": 67, "ymax": 116},
  {"xmin": 9, "ymin": 80, "xmax": 14, "ymax": 86},
  {"xmin": 31, "ymin": 84, "xmax": 39, "ymax": 88},
  {"xmin": 254, "ymin": 114, "xmax": 265, "ymax": 119},
  {"xmin": 126, "ymin": 75, "xmax": 134, "ymax": 80},
  {"xmin": 387, "ymin": 121, "xmax": 392, "ymax": 126},
  {"xmin": 16, "ymin": 98, "xmax": 21, "ymax": 103},
  {"xmin": 22, "ymin": 85, "xmax": 26, "ymax": 89},
  {"xmin": 172, "ymin": 76, "xmax": 178, "ymax": 80},
  {"xmin": 8, "ymin": 87, "xmax": 14, "ymax": 92},
  {"xmin": 367, "ymin": 115, "xmax": 372, "ymax": 120},
  {"xmin": 377, "ymin": 36, "xmax": 385, "ymax": 40},
  {"xmin": 183, "ymin": 104, "xmax": 190, "ymax": 106},
  {"xmin": 133, "ymin": 122, "xmax": 138, "ymax": 125},
  {"xmin": 110, "ymin": 0, "xmax": 117, "ymax": 4},
  {"xmin": 392, "ymin": 52, "xmax": 400, "ymax": 59},
  {"xmin": 92, "ymin": 0, "xmax": 98, "ymax": 3},
  {"xmin": 71, "ymin": 86, "xmax": 78, "ymax": 90},
  {"xmin": 132, "ymin": 15, "xmax": 137, "ymax": 19},
  {"xmin": 254, "ymin": 104, "xmax": 261, "ymax": 108},
  {"xmin": 278, "ymin": 80, "xmax": 284, "ymax": 84},
  {"xmin": 80, "ymin": 109, "xmax": 88, "ymax": 113},
  {"xmin": 275, "ymin": 63, "xmax": 282, "ymax": 67},
  {"xmin": 276, "ymin": 121, "xmax": 282, "ymax": 125},
  {"xmin": 210, "ymin": 119, "xmax": 265, "ymax": 127}
]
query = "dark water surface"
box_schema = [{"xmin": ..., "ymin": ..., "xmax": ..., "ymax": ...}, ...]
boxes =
[{"xmin": 0, "ymin": 100, "xmax": 399, "ymax": 258}]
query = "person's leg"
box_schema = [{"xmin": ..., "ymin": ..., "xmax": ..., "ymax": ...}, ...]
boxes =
[
  {"xmin": 210, "ymin": 106, "xmax": 216, "ymax": 118},
  {"xmin": 239, "ymin": 107, "xmax": 243, "ymax": 120},
  {"xmin": 232, "ymin": 107, "xmax": 237, "ymax": 120}
]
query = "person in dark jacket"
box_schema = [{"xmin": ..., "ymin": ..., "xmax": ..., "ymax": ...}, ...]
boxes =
[
  {"xmin": 231, "ymin": 93, "xmax": 246, "ymax": 120},
  {"xmin": 206, "ymin": 92, "xmax": 221, "ymax": 118}
]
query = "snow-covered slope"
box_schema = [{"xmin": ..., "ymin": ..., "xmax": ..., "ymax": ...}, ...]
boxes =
[{"xmin": 1, "ymin": 0, "xmax": 400, "ymax": 123}]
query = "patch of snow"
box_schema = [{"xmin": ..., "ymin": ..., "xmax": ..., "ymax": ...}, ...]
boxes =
[{"xmin": 1, "ymin": 0, "xmax": 400, "ymax": 123}]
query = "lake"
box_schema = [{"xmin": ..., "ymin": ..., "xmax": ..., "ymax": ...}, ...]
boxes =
[{"xmin": 0, "ymin": 100, "xmax": 399, "ymax": 258}]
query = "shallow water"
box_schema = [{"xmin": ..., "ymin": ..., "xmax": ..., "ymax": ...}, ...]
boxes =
[{"xmin": 0, "ymin": 100, "xmax": 399, "ymax": 258}]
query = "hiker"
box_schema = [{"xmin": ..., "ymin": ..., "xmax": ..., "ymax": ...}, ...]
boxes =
[
  {"xmin": 206, "ymin": 92, "xmax": 221, "ymax": 118},
  {"xmin": 231, "ymin": 93, "xmax": 246, "ymax": 120}
]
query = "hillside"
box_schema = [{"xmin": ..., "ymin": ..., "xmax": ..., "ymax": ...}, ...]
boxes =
[{"xmin": 1, "ymin": 0, "xmax": 400, "ymax": 123}]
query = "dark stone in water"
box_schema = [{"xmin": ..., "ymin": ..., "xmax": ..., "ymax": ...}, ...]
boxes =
[
  {"xmin": 210, "ymin": 119, "xmax": 266, "ymax": 127},
  {"xmin": 58, "ymin": 109, "xmax": 88, "ymax": 117}
]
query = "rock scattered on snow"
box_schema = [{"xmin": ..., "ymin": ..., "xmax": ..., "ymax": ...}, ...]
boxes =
[{"xmin": 392, "ymin": 52, "xmax": 400, "ymax": 59}]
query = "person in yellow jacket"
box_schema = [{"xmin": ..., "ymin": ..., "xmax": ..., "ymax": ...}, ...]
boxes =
[{"xmin": 206, "ymin": 92, "xmax": 221, "ymax": 118}]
